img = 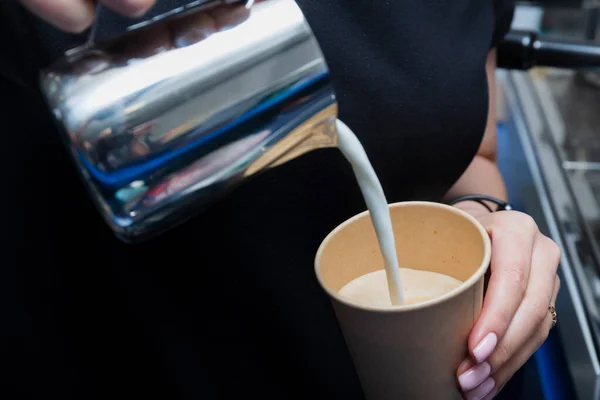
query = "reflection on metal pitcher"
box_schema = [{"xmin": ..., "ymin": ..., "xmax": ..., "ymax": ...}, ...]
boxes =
[{"xmin": 40, "ymin": 0, "xmax": 338, "ymax": 242}]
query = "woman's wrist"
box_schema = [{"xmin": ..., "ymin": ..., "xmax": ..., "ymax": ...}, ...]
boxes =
[
  {"xmin": 447, "ymin": 194, "xmax": 513, "ymax": 219},
  {"xmin": 452, "ymin": 200, "xmax": 493, "ymax": 219}
]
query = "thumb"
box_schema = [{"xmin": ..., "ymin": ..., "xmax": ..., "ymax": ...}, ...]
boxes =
[{"xmin": 20, "ymin": 0, "xmax": 96, "ymax": 33}]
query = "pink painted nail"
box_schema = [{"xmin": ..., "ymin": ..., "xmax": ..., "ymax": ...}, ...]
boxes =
[
  {"xmin": 473, "ymin": 333, "xmax": 497, "ymax": 363},
  {"xmin": 458, "ymin": 362, "xmax": 491, "ymax": 391},
  {"xmin": 457, "ymin": 358, "xmax": 472, "ymax": 373},
  {"xmin": 481, "ymin": 388, "xmax": 498, "ymax": 400},
  {"xmin": 465, "ymin": 377, "xmax": 495, "ymax": 400}
]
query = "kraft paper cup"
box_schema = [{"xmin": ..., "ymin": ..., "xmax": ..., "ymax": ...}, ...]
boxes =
[{"xmin": 315, "ymin": 201, "xmax": 492, "ymax": 400}]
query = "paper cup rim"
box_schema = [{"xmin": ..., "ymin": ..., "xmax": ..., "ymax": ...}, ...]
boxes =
[{"xmin": 314, "ymin": 201, "xmax": 492, "ymax": 313}]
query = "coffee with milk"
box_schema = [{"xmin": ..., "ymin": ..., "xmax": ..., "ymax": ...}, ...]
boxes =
[{"xmin": 336, "ymin": 120, "xmax": 463, "ymax": 307}]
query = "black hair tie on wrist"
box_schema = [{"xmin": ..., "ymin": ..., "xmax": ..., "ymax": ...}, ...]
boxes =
[{"xmin": 448, "ymin": 195, "xmax": 513, "ymax": 213}]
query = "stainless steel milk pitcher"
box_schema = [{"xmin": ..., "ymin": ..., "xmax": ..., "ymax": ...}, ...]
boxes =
[{"xmin": 40, "ymin": 0, "xmax": 338, "ymax": 242}]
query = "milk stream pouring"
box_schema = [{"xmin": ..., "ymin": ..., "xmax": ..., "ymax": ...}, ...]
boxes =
[
  {"xmin": 336, "ymin": 121, "xmax": 405, "ymax": 305},
  {"xmin": 40, "ymin": 0, "xmax": 408, "ymax": 302},
  {"xmin": 39, "ymin": 0, "xmax": 404, "ymax": 294}
]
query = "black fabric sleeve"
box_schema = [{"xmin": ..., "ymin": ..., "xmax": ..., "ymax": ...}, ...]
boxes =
[{"xmin": 491, "ymin": 0, "xmax": 516, "ymax": 48}]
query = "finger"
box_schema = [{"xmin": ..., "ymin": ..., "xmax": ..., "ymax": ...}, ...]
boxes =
[
  {"xmin": 465, "ymin": 277, "xmax": 560, "ymax": 400},
  {"xmin": 486, "ymin": 236, "xmax": 560, "ymax": 373},
  {"xmin": 489, "ymin": 277, "xmax": 560, "ymax": 399},
  {"xmin": 170, "ymin": 11, "xmax": 217, "ymax": 48},
  {"xmin": 118, "ymin": 23, "xmax": 173, "ymax": 59},
  {"xmin": 457, "ymin": 358, "xmax": 491, "ymax": 392},
  {"xmin": 100, "ymin": 0, "xmax": 155, "ymax": 17},
  {"xmin": 20, "ymin": 0, "xmax": 95, "ymax": 33},
  {"xmin": 468, "ymin": 212, "xmax": 538, "ymax": 363},
  {"xmin": 456, "ymin": 357, "xmax": 476, "ymax": 376},
  {"xmin": 463, "ymin": 377, "xmax": 495, "ymax": 400},
  {"xmin": 457, "ymin": 235, "xmax": 559, "ymax": 395},
  {"xmin": 209, "ymin": 4, "xmax": 251, "ymax": 31}
]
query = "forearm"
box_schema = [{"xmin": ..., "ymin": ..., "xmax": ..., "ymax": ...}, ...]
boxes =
[
  {"xmin": 444, "ymin": 48, "xmax": 507, "ymax": 218},
  {"xmin": 444, "ymin": 155, "xmax": 507, "ymax": 217}
]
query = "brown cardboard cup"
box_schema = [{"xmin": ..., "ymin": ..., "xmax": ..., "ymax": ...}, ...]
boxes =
[{"xmin": 315, "ymin": 201, "xmax": 492, "ymax": 400}]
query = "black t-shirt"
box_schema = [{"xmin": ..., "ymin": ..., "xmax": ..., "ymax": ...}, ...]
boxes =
[{"xmin": 1, "ymin": 1, "xmax": 515, "ymax": 399}]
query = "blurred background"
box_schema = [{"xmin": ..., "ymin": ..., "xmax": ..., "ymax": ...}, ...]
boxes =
[{"xmin": 495, "ymin": 2, "xmax": 600, "ymax": 399}]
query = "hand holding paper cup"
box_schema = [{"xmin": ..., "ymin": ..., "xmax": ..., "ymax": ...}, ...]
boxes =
[{"xmin": 315, "ymin": 201, "xmax": 491, "ymax": 400}]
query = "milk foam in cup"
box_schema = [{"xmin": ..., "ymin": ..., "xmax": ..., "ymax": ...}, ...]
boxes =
[{"xmin": 339, "ymin": 268, "xmax": 463, "ymax": 307}]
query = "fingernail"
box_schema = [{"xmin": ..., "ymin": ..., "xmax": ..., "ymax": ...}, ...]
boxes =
[
  {"xmin": 481, "ymin": 388, "xmax": 498, "ymax": 400},
  {"xmin": 174, "ymin": 25, "xmax": 216, "ymax": 48},
  {"xmin": 473, "ymin": 333, "xmax": 497, "ymax": 363},
  {"xmin": 210, "ymin": 5, "xmax": 250, "ymax": 31},
  {"xmin": 102, "ymin": 0, "xmax": 155, "ymax": 17},
  {"xmin": 457, "ymin": 358, "xmax": 473, "ymax": 373},
  {"xmin": 458, "ymin": 361, "xmax": 491, "ymax": 391},
  {"xmin": 465, "ymin": 377, "xmax": 495, "ymax": 400}
]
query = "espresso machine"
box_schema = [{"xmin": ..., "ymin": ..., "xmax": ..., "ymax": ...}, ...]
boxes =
[{"xmin": 6, "ymin": 0, "xmax": 600, "ymax": 244}]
